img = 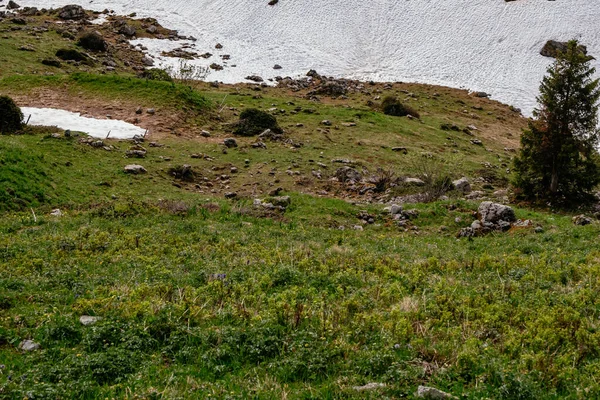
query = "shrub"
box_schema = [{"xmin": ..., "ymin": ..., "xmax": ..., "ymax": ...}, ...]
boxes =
[
  {"xmin": 55, "ymin": 48, "xmax": 93, "ymax": 65},
  {"xmin": 139, "ymin": 68, "xmax": 173, "ymax": 82},
  {"xmin": 381, "ymin": 96, "xmax": 420, "ymax": 118},
  {"xmin": 0, "ymin": 95, "xmax": 23, "ymax": 134},
  {"xmin": 234, "ymin": 108, "xmax": 282, "ymax": 136},
  {"xmin": 77, "ymin": 31, "xmax": 107, "ymax": 52}
]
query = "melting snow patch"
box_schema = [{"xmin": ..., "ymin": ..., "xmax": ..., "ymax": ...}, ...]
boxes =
[{"xmin": 21, "ymin": 107, "xmax": 146, "ymax": 139}]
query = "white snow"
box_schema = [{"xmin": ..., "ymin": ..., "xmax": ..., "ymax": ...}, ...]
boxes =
[
  {"xmin": 18, "ymin": 0, "xmax": 600, "ymax": 116},
  {"xmin": 21, "ymin": 107, "xmax": 146, "ymax": 139}
]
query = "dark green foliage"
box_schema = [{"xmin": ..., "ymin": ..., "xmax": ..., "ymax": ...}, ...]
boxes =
[
  {"xmin": 0, "ymin": 95, "xmax": 23, "ymax": 133},
  {"xmin": 234, "ymin": 108, "xmax": 282, "ymax": 136},
  {"xmin": 381, "ymin": 96, "xmax": 420, "ymax": 118},
  {"xmin": 41, "ymin": 58, "xmax": 62, "ymax": 68},
  {"xmin": 513, "ymin": 40, "xmax": 600, "ymax": 205},
  {"xmin": 55, "ymin": 48, "xmax": 94, "ymax": 65},
  {"xmin": 77, "ymin": 31, "xmax": 108, "ymax": 52},
  {"xmin": 139, "ymin": 68, "xmax": 173, "ymax": 82}
]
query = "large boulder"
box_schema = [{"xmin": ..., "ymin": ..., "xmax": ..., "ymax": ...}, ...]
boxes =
[
  {"xmin": 478, "ymin": 201, "xmax": 516, "ymax": 224},
  {"xmin": 540, "ymin": 40, "xmax": 594, "ymax": 60}
]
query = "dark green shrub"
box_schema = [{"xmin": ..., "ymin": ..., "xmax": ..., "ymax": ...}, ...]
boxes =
[
  {"xmin": 77, "ymin": 31, "xmax": 107, "ymax": 52},
  {"xmin": 381, "ymin": 96, "xmax": 420, "ymax": 118},
  {"xmin": 55, "ymin": 48, "xmax": 94, "ymax": 65},
  {"xmin": 234, "ymin": 108, "xmax": 282, "ymax": 136},
  {"xmin": 0, "ymin": 95, "xmax": 23, "ymax": 133},
  {"xmin": 139, "ymin": 68, "xmax": 173, "ymax": 82}
]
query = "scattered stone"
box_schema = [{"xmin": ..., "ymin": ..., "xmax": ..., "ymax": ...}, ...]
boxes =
[
  {"xmin": 119, "ymin": 24, "xmax": 137, "ymax": 37},
  {"xmin": 224, "ymin": 192, "xmax": 237, "ymax": 199},
  {"xmin": 123, "ymin": 164, "xmax": 147, "ymax": 174},
  {"xmin": 146, "ymin": 108, "xmax": 155, "ymax": 115},
  {"xmin": 416, "ymin": 385, "xmax": 457, "ymax": 399},
  {"xmin": 19, "ymin": 340, "xmax": 40, "ymax": 351},
  {"xmin": 352, "ymin": 225, "xmax": 364, "ymax": 231},
  {"xmin": 126, "ymin": 144, "xmax": 147, "ymax": 158},
  {"xmin": 200, "ymin": 130, "xmax": 211, "ymax": 137},
  {"xmin": 389, "ymin": 204, "xmax": 403, "ymax": 215},
  {"xmin": 50, "ymin": 209, "xmax": 62, "ymax": 217},
  {"xmin": 79, "ymin": 315, "xmax": 101, "ymax": 326},
  {"xmin": 141, "ymin": 55, "xmax": 154, "ymax": 66},
  {"xmin": 404, "ymin": 177, "xmax": 425, "ymax": 186},
  {"xmin": 223, "ymin": 138, "xmax": 238, "ymax": 148},
  {"xmin": 335, "ymin": 166, "xmax": 362, "ymax": 183},
  {"xmin": 215, "ymin": 43, "xmax": 223, "ymax": 49},
  {"xmin": 209, "ymin": 63, "xmax": 223, "ymax": 70},
  {"xmin": 452, "ymin": 177, "xmax": 471, "ymax": 194},
  {"xmin": 321, "ymin": 119, "xmax": 332, "ymax": 126},
  {"xmin": 245, "ymin": 75, "xmax": 264, "ymax": 82},
  {"xmin": 57, "ymin": 4, "xmax": 86, "ymax": 20},
  {"xmin": 7, "ymin": 0, "xmax": 20, "ymax": 9},
  {"xmin": 273, "ymin": 64, "xmax": 282, "ymax": 69},
  {"xmin": 470, "ymin": 139, "xmax": 483, "ymax": 146},
  {"xmin": 573, "ymin": 214, "xmax": 592, "ymax": 226},
  {"xmin": 135, "ymin": 107, "xmax": 143, "ymax": 114},
  {"xmin": 479, "ymin": 201, "xmax": 516, "ymax": 224},
  {"xmin": 534, "ymin": 226, "xmax": 544, "ymax": 233}
]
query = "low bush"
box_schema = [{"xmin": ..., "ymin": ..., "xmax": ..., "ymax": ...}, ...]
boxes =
[
  {"xmin": 234, "ymin": 108, "xmax": 282, "ymax": 136},
  {"xmin": 139, "ymin": 68, "xmax": 173, "ymax": 82},
  {"xmin": 77, "ymin": 32, "xmax": 108, "ymax": 52},
  {"xmin": 381, "ymin": 96, "xmax": 420, "ymax": 118},
  {"xmin": 56, "ymin": 48, "xmax": 93, "ymax": 65},
  {"xmin": 0, "ymin": 95, "xmax": 23, "ymax": 134}
]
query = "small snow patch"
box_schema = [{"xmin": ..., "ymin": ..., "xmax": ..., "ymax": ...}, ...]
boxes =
[{"xmin": 21, "ymin": 107, "xmax": 146, "ymax": 139}]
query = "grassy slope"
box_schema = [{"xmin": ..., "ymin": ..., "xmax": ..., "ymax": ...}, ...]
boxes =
[{"xmin": 2, "ymin": 8, "xmax": 600, "ymax": 400}]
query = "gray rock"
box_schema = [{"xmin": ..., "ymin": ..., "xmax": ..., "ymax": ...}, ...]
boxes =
[
  {"xmin": 335, "ymin": 166, "xmax": 362, "ymax": 183},
  {"xmin": 79, "ymin": 315, "xmax": 101, "ymax": 326},
  {"xmin": 146, "ymin": 108, "xmax": 155, "ymax": 115},
  {"xmin": 141, "ymin": 56, "xmax": 154, "ymax": 66},
  {"xmin": 452, "ymin": 177, "xmax": 471, "ymax": 194},
  {"xmin": 19, "ymin": 340, "xmax": 40, "ymax": 351},
  {"xmin": 7, "ymin": 0, "xmax": 20, "ymax": 9},
  {"xmin": 123, "ymin": 164, "xmax": 147, "ymax": 174},
  {"xmin": 404, "ymin": 177, "xmax": 425, "ymax": 186},
  {"xmin": 352, "ymin": 382, "xmax": 385, "ymax": 391},
  {"xmin": 119, "ymin": 24, "xmax": 137, "ymax": 37},
  {"xmin": 534, "ymin": 226, "xmax": 544, "ymax": 233},
  {"xmin": 321, "ymin": 119, "xmax": 332, "ymax": 126},
  {"xmin": 200, "ymin": 130, "xmax": 211, "ymax": 137},
  {"xmin": 573, "ymin": 214, "xmax": 592, "ymax": 226},
  {"xmin": 223, "ymin": 138, "xmax": 238, "ymax": 148},
  {"xmin": 478, "ymin": 201, "xmax": 516, "ymax": 224},
  {"xmin": 416, "ymin": 385, "xmax": 457, "ymax": 399},
  {"xmin": 245, "ymin": 75, "xmax": 263, "ymax": 82},
  {"xmin": 57, "ymin": 4, "xmax": 86, "ymax": 20},
  {"xmin": 390, "ymin": 204, "xmax": 403, "ymax": 215},
  {"xmin": 471, "ymin": 220, "xmax": 482, "ymax": 230}
]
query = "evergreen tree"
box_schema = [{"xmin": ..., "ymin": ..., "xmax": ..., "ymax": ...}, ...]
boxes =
[{"xmin": 513, "ymin": 40, "xmax": 600, "ymax": 205}]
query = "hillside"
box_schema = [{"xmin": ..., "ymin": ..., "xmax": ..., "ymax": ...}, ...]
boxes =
[
  {"xmin": 14, "ymin": 0, "xmax": 600, "ymax": 116},
  {"xmin": 1, "ymin": 6, "xmax": 600, "ymax": 400}
]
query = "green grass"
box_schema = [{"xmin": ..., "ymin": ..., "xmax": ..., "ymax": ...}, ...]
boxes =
[
  {"xmin": 0, "ymin": 73, "xmax": 211, "ymax": 113},
  {"xmin": 0, "ymin": 130, "xmax": 598, "ymax": 399},
  {"xmin": 1, "ymin": 189, "xmax": 599, "ymax": 399}
]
